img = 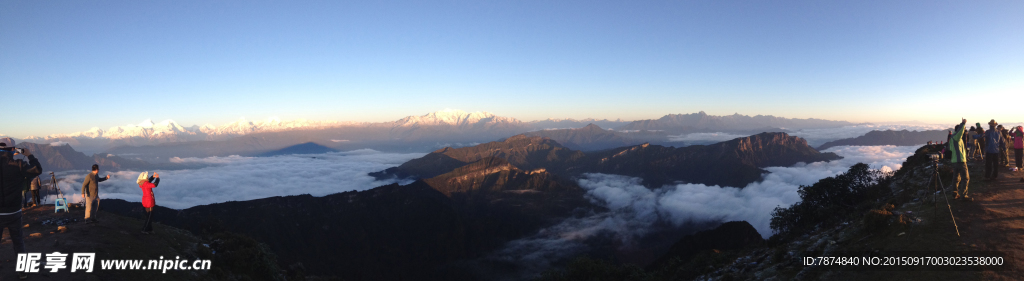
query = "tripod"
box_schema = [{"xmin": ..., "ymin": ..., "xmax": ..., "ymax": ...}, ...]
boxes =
[
  {"xmin": 49, "ymin": 172, "xmax": 70, "ymax": 213},
  {"xmin": 927, "ymin": 157, "xmax": 961, "ymax": 237}
]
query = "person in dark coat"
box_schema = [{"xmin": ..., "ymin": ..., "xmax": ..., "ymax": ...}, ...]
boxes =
[
  {"xmin": 945, "ymin": 130, "xmax": 953, "ymax": 160},
  {"xmin": 968, "ymin": 126, "xmax": 978, "ymax": 160},
  {"xmin": 81, "ymin": 164, "xmax": 110, "ymax": 223},
  {"xmin": 136, "ymin": 171, "xmax": 160, "ymax": 234},
  {"xmin": 984, "ymin": 120, "xmax": 1006, "ymax": 181},
  {"xmin": 0, "ymin": 138, "xmax": 42, "ymax": 280},
  {"xmin": 977, "ymin": 124, "xmax": 987, "ymax": 161},
  {"xmin": 1000, "ymin": 126, "xmax": 1011, "ymax": 167},
  {"xmin": 21, "ymin": 175, "xmax": 30, "ymax": 208}
]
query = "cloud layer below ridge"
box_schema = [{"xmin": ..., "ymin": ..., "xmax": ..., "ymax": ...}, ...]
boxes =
[{"xmin": 52, "ymin": 149, "xmax": 425, "ymax": 209}]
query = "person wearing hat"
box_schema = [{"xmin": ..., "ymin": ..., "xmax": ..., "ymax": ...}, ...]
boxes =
[
  {"xmin": 984, "ymin": 119, "xmax": 1006, "ymax": 181},
  {"xmin": 950, "ymin": 119, "xmax": 970, "ymax": 199},
  {"xmin": 136, "ymin": 171, "xmax": 160, "ymax": 234},
  {"xmin": 81, "ymin": 164, "xmax": 110, "ymax": 223},
  {"xmin": 0, "ymin": 137, "xmax": 42, "ymax": 280}
]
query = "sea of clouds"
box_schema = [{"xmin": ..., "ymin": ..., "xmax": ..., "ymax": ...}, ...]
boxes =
[
  {"xmin": 667, "ymin": 124, "xmax": 949, "ymax": 146},
  {"xmin": 50, "ymin": 149, "xmax": 425, "ymax": 209},
  {"xmin": 486, "ymin": 145, "xmax": 920, "ymax": 277}
]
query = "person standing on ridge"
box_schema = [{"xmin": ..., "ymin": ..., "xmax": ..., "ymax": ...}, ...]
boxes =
[
  {"xmin": 970, "ymin": 125, "xmax": 978, "ymax": 159},
  {"xmin": 1000, "ymin": 125, "xmax": 1011, "ymax": 167},
  {"xmin": 136, "ymin": 171, "xmax": 160, "ymax": 234},
  {"xmin": 1013, "ymin": 126, "xmax": 1024, "ymax": 169},
  {"xmin": 0, "ymin": 138, "xmax": 42, "ymax": 280},
  {"xmin": 984, "ymin": 120, "xmax": 1006, "ymax": 181},
  {"xmin": 950, "ymin": 119, "xmax": 970, "ymax": 199},
  {"xmin": 29, "ymin": 176, "xmax": 40, "ymax": 207},
  {"xmin": 977, "ymin": 124, "xmax": 986, "ymax": 161},
  {"xmin": 21, "ymin": 175, "xmax": 30, "ymax": 208},
  {"xmin": 963, "ymin": 126, "xmax": 970, "ymax": 157},
  {"xmin": 81, "ymin": 164, "xmax": 109, "ymax": 223},
  {"xmin": 945, "ymin": 130, "xmax": 953, "ymax": 160}
]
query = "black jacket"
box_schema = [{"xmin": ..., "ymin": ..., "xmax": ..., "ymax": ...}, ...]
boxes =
[{"xmin": 0, "ymin": 152, "xmax": 42, "ymax": 213}]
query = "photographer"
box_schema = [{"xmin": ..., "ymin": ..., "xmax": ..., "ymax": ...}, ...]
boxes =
[
  {"xmin": 950, "ymin": 119, "xmax": 970, "ymax": 200},
  {"xmin": 137, "ymin": 171, "xmax": 160, "ymax": 234},
  {"xmin": 0, "ymin": 138, "xmax": 42, "ymax": 280}
]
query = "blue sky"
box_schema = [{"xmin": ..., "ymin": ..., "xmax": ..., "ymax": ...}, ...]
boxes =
[{"xmin": 3, "ymin": 0, "xmax": 1022, "ymax": 137}]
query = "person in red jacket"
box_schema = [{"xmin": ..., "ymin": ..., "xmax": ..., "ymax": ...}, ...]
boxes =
[{"xmin": 136, "ymin": 171, "xmax": 160, "ymax": 234}]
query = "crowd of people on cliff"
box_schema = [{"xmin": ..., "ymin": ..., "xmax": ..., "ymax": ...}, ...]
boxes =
[
  {"xmin": 0, "ymin": 137, "xmax": 162, "ymax": 279},
  {"xmin": 942, "ymin": 119, "xmax": 1024, "ymax": 201}
]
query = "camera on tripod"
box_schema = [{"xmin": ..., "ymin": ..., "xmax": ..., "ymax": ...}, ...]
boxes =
[{"xmin": 929, "ymin": 153, "xmax": 942, "ymax": 161}]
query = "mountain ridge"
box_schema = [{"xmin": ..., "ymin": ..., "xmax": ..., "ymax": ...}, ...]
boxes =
[
  {"xmin": 521, "ymin": 124, "xmax": 640, "ymax": 151},
  {"xmin": 817, "ymin": 129, "xmax": 951, "ymax": 151},
  {"xmin": 620, "ymin": 111, "xmax": 856, "ymax": 133},
  {"xmin": 375, "ymin": 131, "xmax": 841, "ymax": 188},
  {"xmin": 14, "ymin": 142, "xmax": 151, "ymax": 172}
]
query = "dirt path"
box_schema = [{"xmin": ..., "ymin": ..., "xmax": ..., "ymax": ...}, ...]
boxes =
[{"xmin": 955, "ymin": 160, "xmax": 1024, "ymax": 280}]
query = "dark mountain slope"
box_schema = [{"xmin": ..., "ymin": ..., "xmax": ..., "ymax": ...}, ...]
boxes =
[
  {"xmin": 571, "ymin": 132, "xmax": 840, "ymax": 187},
  {"xmin": 521, "ymin": 124, "xmax": 640, "ymax": 151},
  {"xmin": 16, "ymin": 142, "xmax": 94, "ymax": 171},
  {"xmin": 377, "ymin": 132, "xmax": 841, "ymax": 188},
  {"xmin": 817, "ymin": 129, "xmax": 950, "ymax": 151},
  {"xmin": 647, "ymin": 221, "xmax": 764, "ymax": 271},
  {"xmin": 372, "ymin": 135, "xmax": 585, "ymax": 180},
  {"xmin": 423, "ymin": 157, "xmax": 595, "ymax": 241},
  {"xmin": 103, "ymin": 183, "xmax": 471, "ymax": 280},
  {"xmin": 16, "ymin": 142, "xmax": 150, "ymax": 171},
  {"xmin": 423, "ymin": 157, "xmax": 573, "ymax": 195}
]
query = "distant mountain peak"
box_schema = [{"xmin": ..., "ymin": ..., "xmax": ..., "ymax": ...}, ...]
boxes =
[
  {"xmin": 624, "ymin": 112, "xmax": 853, "ymax": 132},
  {"xmin": 393, "ymin": 109, "xmax": 517, "ymax": 127}
]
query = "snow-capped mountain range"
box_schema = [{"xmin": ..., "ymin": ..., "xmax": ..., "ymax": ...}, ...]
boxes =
[
  {"xmin": 28, "ymin": 118, "xmax": 347, "ymax": 141},
  {"xmin": 25, "ymin": 109, "xmax": 527, "ymax": 142},
  {"xmin": 390, "ymin": 109, "xmax": 522, "ymax": 127},
  {"xmin": 12, "ymin": 109, "xmax": 863, "ymax": 157}
]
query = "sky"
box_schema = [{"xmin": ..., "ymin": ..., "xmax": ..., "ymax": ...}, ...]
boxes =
[{"xmin": 3, "ymin": 0, "xmax": 1022, "ymax": 137}]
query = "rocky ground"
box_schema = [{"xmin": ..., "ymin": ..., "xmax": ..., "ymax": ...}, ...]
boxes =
[{"xmin": 0, "ymin": 204, "xmax": 207, "ymax": 280}]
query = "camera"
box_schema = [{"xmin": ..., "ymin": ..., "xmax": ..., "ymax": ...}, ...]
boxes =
[
  {"xmin": 929, "ymin": 153, "xmax": 942, "ymax": 161},
  {"xmin": 1, "ymin": 147, "xmax": 25, "ymax": 154}
]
